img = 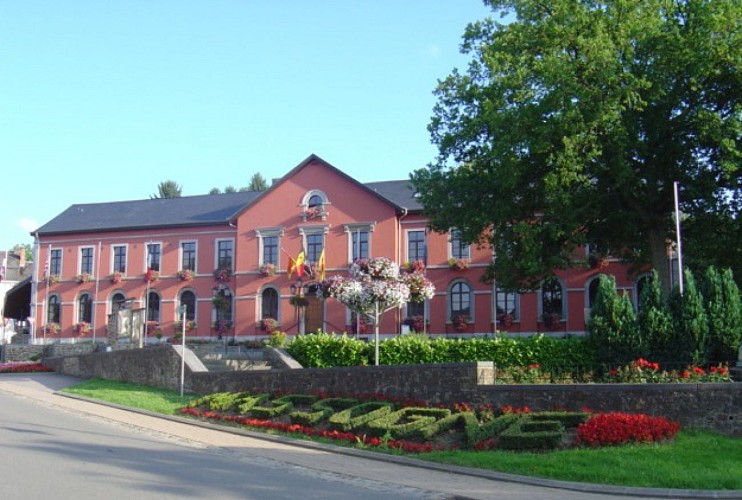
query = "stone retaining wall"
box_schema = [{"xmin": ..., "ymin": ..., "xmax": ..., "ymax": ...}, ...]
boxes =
[{"xmin": 42, "ymin": 348, "xmax": 740, "ymax": 436}]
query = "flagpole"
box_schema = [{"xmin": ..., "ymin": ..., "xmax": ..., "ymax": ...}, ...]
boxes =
[
  {"xmin": 92, "ymin": 241, "xmax": 102, "ymax": 342},
  {"xmin": 673, "ymin": 181, "xmax": 684, "ymax": 295},
  {"xmin": 43, "ymin": 244, "xmax": 51, "ymax": 345}
]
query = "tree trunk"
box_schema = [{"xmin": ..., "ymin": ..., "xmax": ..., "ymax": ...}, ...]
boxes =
[{"xmin": 647, "ymin": 228, "xmax": 672, "ymax": 299}]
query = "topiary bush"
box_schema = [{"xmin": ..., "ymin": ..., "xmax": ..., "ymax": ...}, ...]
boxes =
[{"xmin": 587, "ymin": 275, "xmax": 643, "ymax": 367}]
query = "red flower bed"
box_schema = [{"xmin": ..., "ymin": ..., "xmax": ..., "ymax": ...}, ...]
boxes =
[
  {"xmin": 0, "ymin": 362, "xmax": 54, "ymax": 374},
  {"xmin": 576, "ymin": 412, "xmax": 680, "ymax": 447}
]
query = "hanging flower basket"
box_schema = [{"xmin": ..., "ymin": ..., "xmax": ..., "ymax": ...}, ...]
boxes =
[
  {"xmin": 211, "ymin": 295, "xmax": 230, "ymax": 311},
  {"xmin": 213, "ymin": 267, "xmax": 232, "ymax": 283},
  {"xmin": 177, "ymin": 269, "xmax": 194, "ymax": 282},
  {"xmin": 259, "ymin": 264, "xmax": 276, "ymax": 276},
  {"xmin": 44, "ymin": 322, "xmax": 61, "ymax": 335},
  {"xmin": 74, "ymin": 322, "xmax": 91, "ymax": 334},
  {"xmin": 110, "ymin": 272, "xmax": 123, "ymax": 284},
  {"xmin": 448, "ymin": 258, "xmax": 470, "ymax": 271},
  {"xmin": 589, "ymin": 254, "xmax": 609, "ymax": 270},
  {"xmin": 498, "ymin": 313, "xmax": 514, "ymax": 328},
  {"xmin": 542, "ymin": 312, "xmax": 562, "ymax": 330},
  {"xmin": 404, "ymin": 315, "xmax": 427, "ymax": 333},
  {"xmin": 452, "ymin": 314, "xmax": 469, "ymax": 331},
  {"xmin": 75, "ymin": 273, "xmax": 92, "ymax": 284},
  {"xmin": 145, "ymin": 269, "xmax": 159, "ymax": 283},
  {"xmin": 48, "ymin": 275, "xmax": 61, "ymax": 285},
  {"xmin": 212, "ymin": 319, "xmax": 233, "ymax": 335},
  {"xmin": 257, "ymin": 317, "xmax": 279, "ymax": 333}
]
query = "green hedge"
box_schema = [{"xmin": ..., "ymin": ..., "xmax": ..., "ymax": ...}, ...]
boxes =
[
  {"xmin": 328, "ymin": 401, "xmax": 393, "ymax": 432},
  {"xmin": 287, "ymin": 332, "xmax": 597, "ymax": 374},
  {"xmin": 498, "ymin": 418, "xmax": 565, "ymax": 451},
  {"xmin": 362, "ymin": 407, "xmax": 451, "ymax": 439}
]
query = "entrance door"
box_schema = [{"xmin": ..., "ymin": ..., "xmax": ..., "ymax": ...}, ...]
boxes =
[{"xmin": 303, "ymin": 284, "xmax": 324, "ymax": 334}]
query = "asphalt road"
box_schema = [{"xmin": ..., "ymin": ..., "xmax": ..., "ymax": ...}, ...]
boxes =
[{"xmin": 0, "ymin": 374, "xmax": 717, "ymax": 499}]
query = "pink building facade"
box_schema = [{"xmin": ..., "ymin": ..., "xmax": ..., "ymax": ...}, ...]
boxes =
[{"xmin": 30, "ymin": 155, "xmax": 645, "ymax": 344}]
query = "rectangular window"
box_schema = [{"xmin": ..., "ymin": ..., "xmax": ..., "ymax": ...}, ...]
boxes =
[
  {"xmin": 181, "ymin": 241, "xmax": 196, "ymax": 271},
  {"xmin": 407, "ymin": 230, "xmax": 426, "ymax": 262},
  {"xmin": 216, "ymin": 240, "xmax": 233, "ymax": 270},
  {"xmin": 352, "ymin": 230, "xmax": 369, "ymax": 262},
  {"xmin": 262, "ymin": 236, "xmax": 278, "ymax": 266},
  {"xmin": 146, "ymin": 243, "xmax": 161, "ymax": 272},
  {"xmin": 306, "ymin": 234, "xmax": 324, "ymax": 263},
  {"xmin": 80, "ymin": 247, "xmax": 94, "ymax": 275},
  {"xmin": 450, "ymin": 229, "xmax": 471, "ymax": 260},
  {"xmin": 113, "ymin": 245, "xmax": 127, "ymax": 273},
  {"xmin": 49, "ymin": 249, "xmax": 62, "ymax": 276},
  {"xmin": 495, "ymin": 288, "xmax": 519, "ymax": 320}
]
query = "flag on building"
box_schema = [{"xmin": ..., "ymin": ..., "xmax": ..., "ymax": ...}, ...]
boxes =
[
  {"xmin": 43, "ymin": 245, "xmax": 51, "ymax": 283},
  {"xmin": 317, "ymin": 248, "xmax": 326, "ymax": 281},
  {"xmin": 294, "ymin": 251, "xmax": 305, "ymax": 278},
  {"xmin": 287, "ymin": 256, "xmax": 296, "ymax": 278}
]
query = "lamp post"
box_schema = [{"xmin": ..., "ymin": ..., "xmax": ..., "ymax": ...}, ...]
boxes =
[
  {"xmin": 290, "ymin": 278, "xmax": 305, "ymax": 335},
  {"xmin": 178, "ymin": 304, "xmax": 187, "ymax": 397}
]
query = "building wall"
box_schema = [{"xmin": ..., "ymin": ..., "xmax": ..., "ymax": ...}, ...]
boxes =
[{"xmin": 31, "ymin": 158, "xmax": 643, "ymax": 343}]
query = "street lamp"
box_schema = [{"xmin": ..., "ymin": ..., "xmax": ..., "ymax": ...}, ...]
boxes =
[
  {"xmin": 290, "ymin": 279, "xmax": 306, "ymax": 335},
  {"xmin": 178, "ymin": 304, "xmax": 187, "ymax": 397}
]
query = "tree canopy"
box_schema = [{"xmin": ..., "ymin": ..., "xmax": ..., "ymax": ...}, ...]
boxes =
[
  {"xmin": 151, "ymin": 180, "xmax": 182, "ymax": 199},
  {"xmin": 411, "ymin": 0, "xmax": 741, "ymax": 292}
]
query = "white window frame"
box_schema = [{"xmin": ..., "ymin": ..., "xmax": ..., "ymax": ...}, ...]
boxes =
[
  {"xmin": 343, "ymin": 223, "xmax": 375, "ymax": 264},
  {"xmin": 255, "ymin": 227, "xmax": 284, "ymax": 267}
]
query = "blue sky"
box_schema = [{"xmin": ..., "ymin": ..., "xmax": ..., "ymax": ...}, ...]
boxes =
[{"xmin": 0, "ymin": 1, "xmax": 495, "ymax": 251}]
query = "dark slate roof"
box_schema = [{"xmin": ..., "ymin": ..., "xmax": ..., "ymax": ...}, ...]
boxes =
[
  {"xmin": 34, "ymin": 176, "xmax": 423, "ymax": 237},
  {"xmin": 365, "ymin": 180, "xmax": 422, "ymax": 212},
  {"xmin": 34, "ymin": 192, "xmax": 260, "ymax": 236}
]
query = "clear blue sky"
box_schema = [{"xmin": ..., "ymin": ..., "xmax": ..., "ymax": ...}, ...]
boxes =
[{"xmin": 0, "ymin": 1, "xmax": 495, "ymax": 252}]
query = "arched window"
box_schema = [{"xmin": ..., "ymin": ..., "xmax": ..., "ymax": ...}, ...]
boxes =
[
  {"xmin": 78, "ymin": 293, "xmax": 93, "ymax": 323},
  {"xmin": 111, "ymin": 292, "xmax": 127, "ymax": 316},
  {"xmin": 146, "ymin": 291, "xmax": 160, "ymax": 323},
  {"xmin": 448, "ymin": 280, "xmax": 473, "ymax": 320},
  {"xmin": 179, "ymin": 290, "xmax": 196, "ymax": 321},
  {"xmin": 541, "ymin": 276, "xmax": 565, "ymax": 318},
  {"xmin": 261, "ymin": 288, "xmax": 279, "ymax": 320},
  {"xmin": 48, "ymin": 295, "xmax": 61, "ymax": 324},
  {"xmin": 213, "ymin": 287, "xmax": 233, "ymax": 323},
  {"xmin": 308, "ymin": 194, "xmax": 323, "ymax": 208}
]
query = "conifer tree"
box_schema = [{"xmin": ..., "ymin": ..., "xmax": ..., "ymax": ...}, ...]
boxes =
[
  {"xmin": 669, "ymin": 269, "xmax": 708, "ymax": 366},
  {"xmin": 587, "ymin": 275, "xmax": 641, "ymax": 367},
  {"xmin": 638, "ymin": 270, "xmax": 674, "ymax": 364},
  {"xmin": 703, "ymin": 267, "xmax": 742, "ymax": 363}
]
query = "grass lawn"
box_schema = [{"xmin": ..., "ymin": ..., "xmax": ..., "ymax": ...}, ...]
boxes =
[{"xmin": 62, "ymin": 378, "xmax": 742, "ymax": 491}]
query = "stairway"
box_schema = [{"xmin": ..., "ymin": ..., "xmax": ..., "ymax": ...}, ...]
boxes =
[{"xmin": 190, "ymin": 345, "xmax": 273, "ymax": 372}]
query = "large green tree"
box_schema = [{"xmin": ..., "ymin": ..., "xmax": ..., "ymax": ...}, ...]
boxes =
[{"xmin": 411, "ymin": 0, "xmax": 741, "ymax": 292}]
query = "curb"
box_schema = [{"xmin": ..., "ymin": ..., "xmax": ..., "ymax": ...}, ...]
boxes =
[{"xmin": 55, "ymin": 391, "xmax": 741, "ymax": 499}]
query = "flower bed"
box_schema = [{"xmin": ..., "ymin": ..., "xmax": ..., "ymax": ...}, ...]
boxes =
[
  {"xmin": 0, "ymin": 362, "xmax": 54, "ymax": 374},
  {"xmin": 180, "ymin": 390, "xmax": 680, "ymax": 454}
]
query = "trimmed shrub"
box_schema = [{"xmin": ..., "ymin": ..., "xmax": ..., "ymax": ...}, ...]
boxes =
[
  {"xmin": 465, "ymin": 412, "xmax": 522, "ymax": 444},
  {"xmin": 638, "ymin": 270, "xmax": 675, "ymax": 364},
  {"xmin": 328, "ymin": 401, "xmax": 393, "ymax": 432},
  {"xmin": 289, "ymin": 397, "xmax": 359, "ymax": 426},
  {"xmin": 286, "ymin": 332, "xmax": 371, "ymax": 367},
  {"xmin": 588, "ymin": 275, "xmax": 642, "ymax": 367},
  {"xmin": 363, "ymin": 407, "xmax": 451, "ymax": 439},
  {"xmin": 703, "ymin": 267, "xmax": 742, "ymax": 364},
  {"xmin": 669, "ymin": 269, "xmax": 708, "ymax": 366},
  {"xmin": 498, "ymin": 417, "xmax": 564, "ymax": 451},
  {"xmin": 530, "ymin": 411, "xmax": 589, "ymax": 428}
]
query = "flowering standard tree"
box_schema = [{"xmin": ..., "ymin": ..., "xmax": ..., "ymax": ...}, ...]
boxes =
[{"xmin": 319, "ymin": 257, "xmax": 435, "ymax": 366}]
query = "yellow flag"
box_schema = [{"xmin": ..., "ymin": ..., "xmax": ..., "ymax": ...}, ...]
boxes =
[
  {"xmin": 287, "ymin": 256, "xmax": 296, "ymax": 279},
  {"xmin": 294, "ymin": 251, "xmax": 305, "ymax": 278},
  {"xmin": 317, "ymin": 248, "xmax": 326, "ymax": 281}
]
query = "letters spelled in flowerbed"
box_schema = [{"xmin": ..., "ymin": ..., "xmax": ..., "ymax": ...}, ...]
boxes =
[{"xmin": 180, "ymin": 391, "xmax": 681, "ymax": 453}]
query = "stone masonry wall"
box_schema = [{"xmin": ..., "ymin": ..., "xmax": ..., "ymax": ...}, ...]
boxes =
[{"xmin": 41, "ymin": 348, "xmax": 740, "ymax": 436}]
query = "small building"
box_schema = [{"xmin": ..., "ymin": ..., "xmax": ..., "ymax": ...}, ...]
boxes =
[{"xmin": 29, "ymin": 155, "xmax": 644, "ymax": 344}]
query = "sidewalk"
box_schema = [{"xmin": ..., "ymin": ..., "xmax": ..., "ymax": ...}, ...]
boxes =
[{"xmin": 0, "ymin": 373, "xmax": 737, "ymax": 500}]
